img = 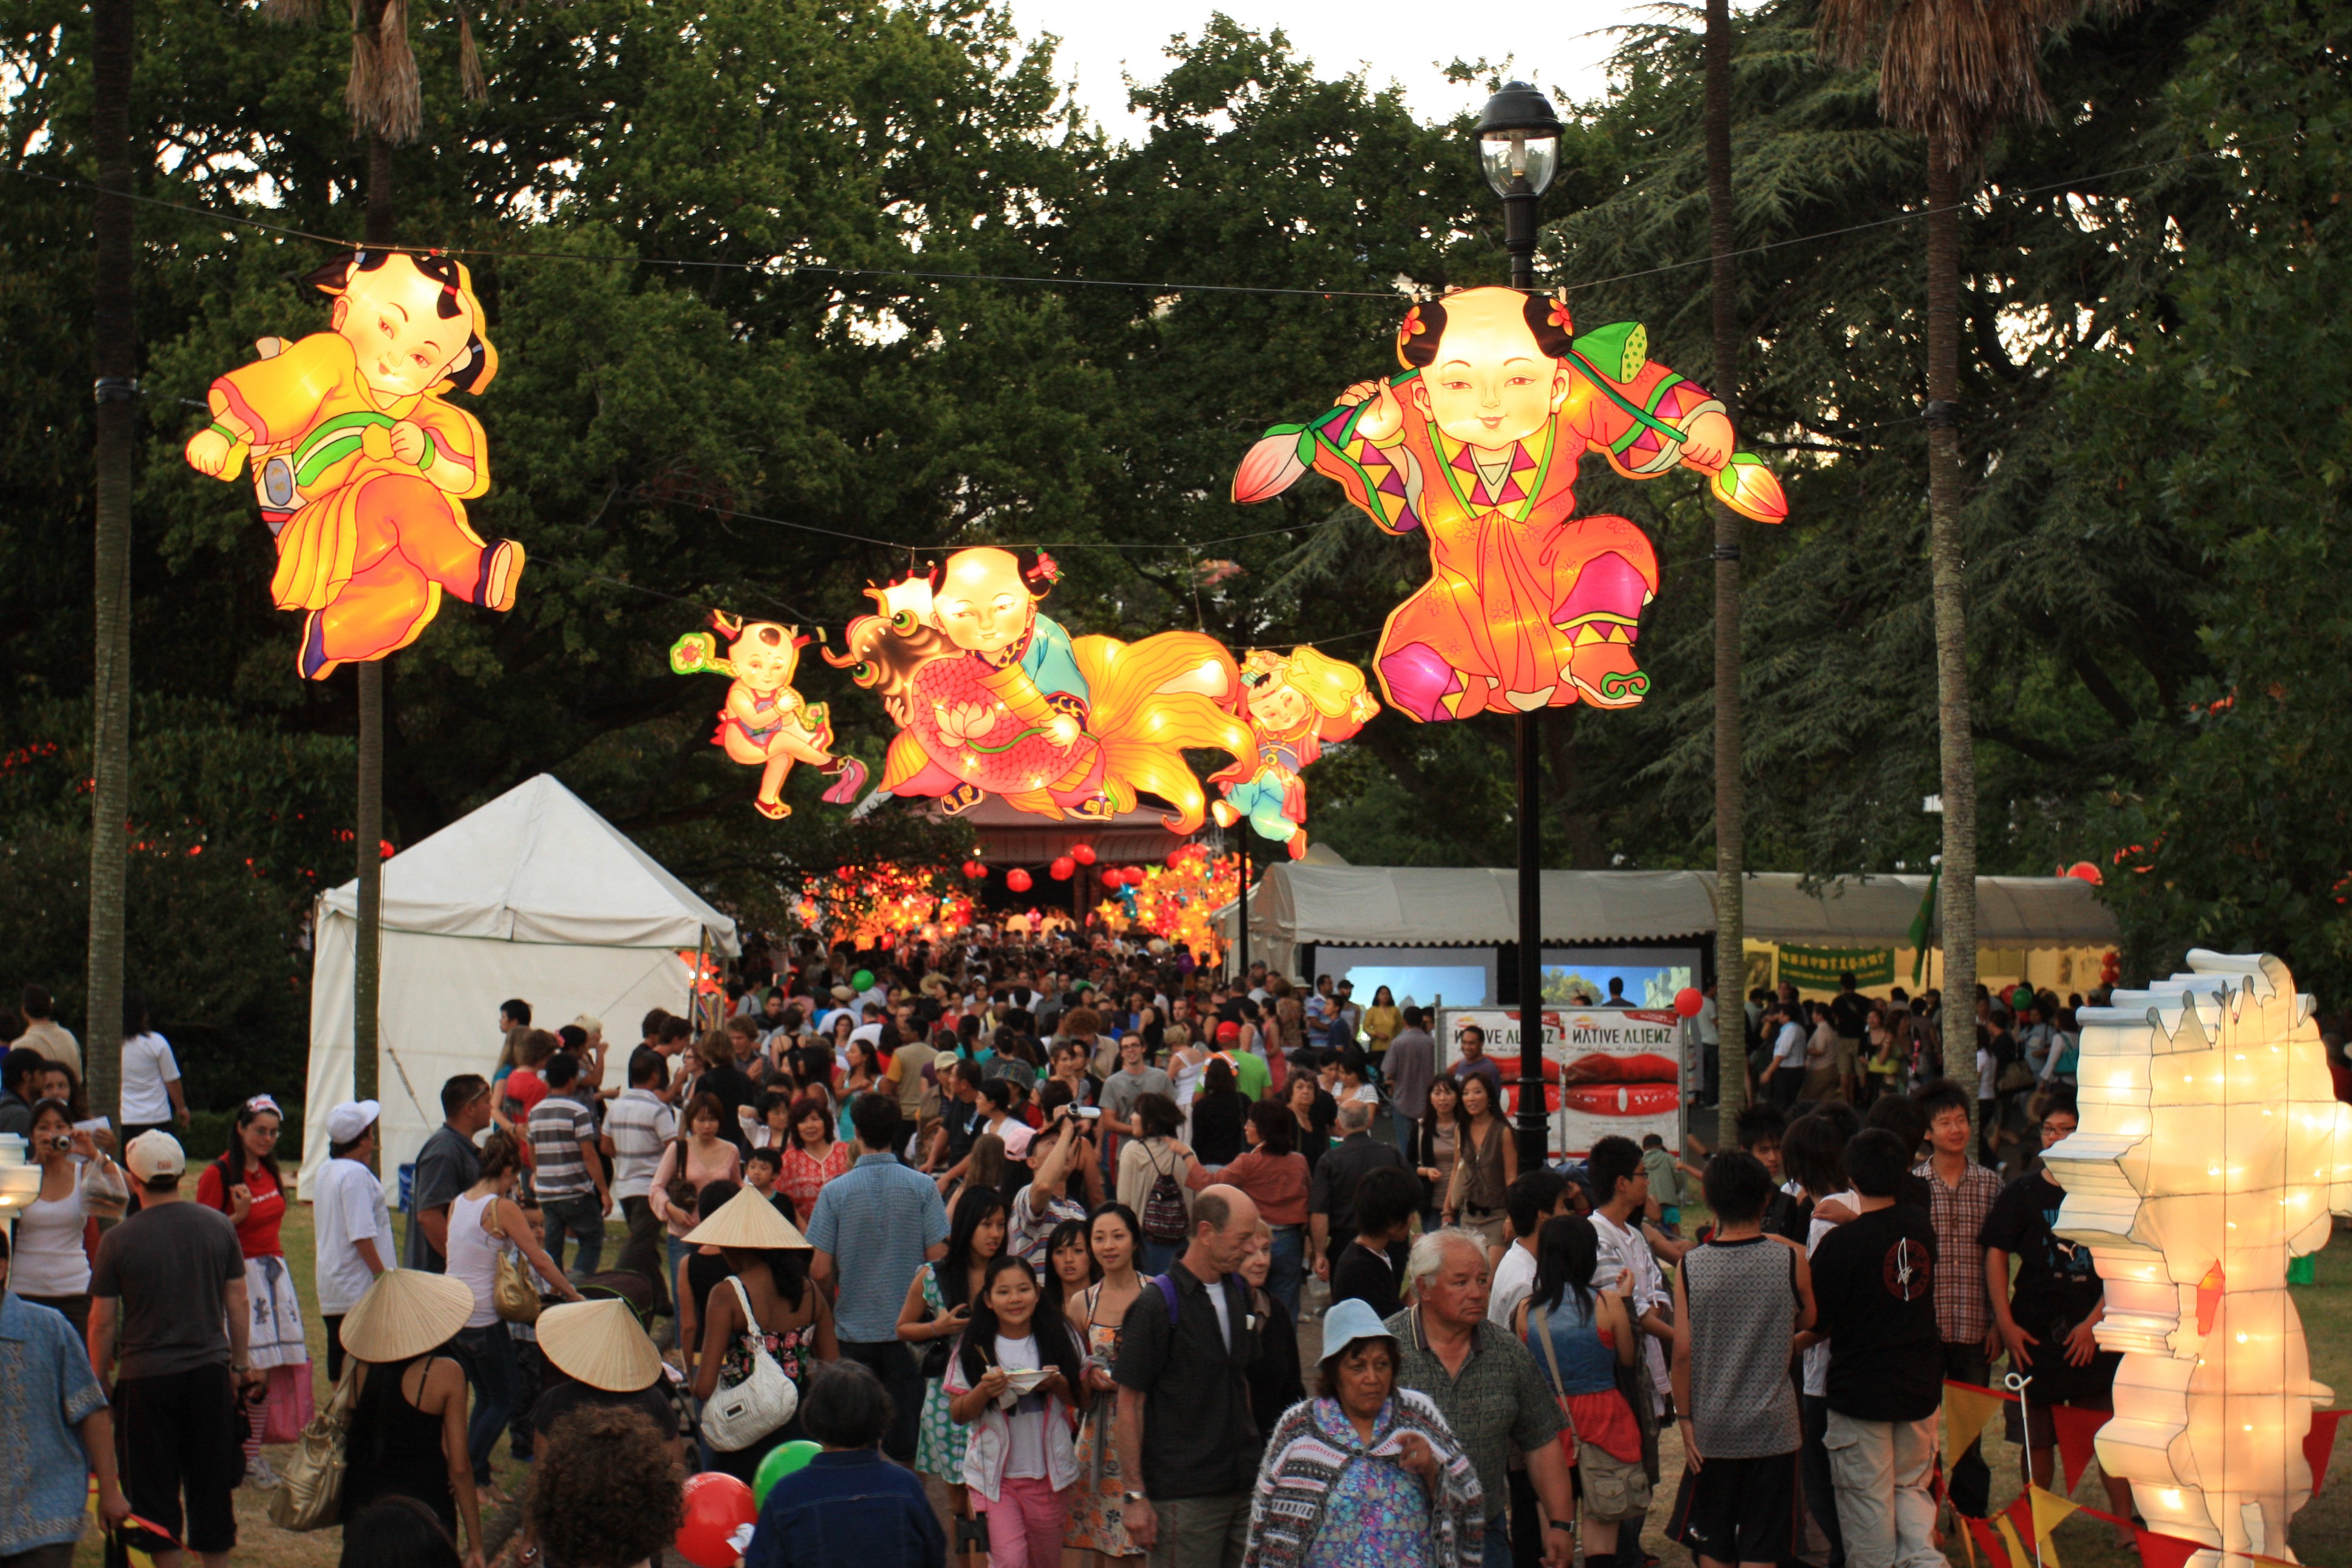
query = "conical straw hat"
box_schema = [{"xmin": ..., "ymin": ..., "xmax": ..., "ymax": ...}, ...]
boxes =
[
  {"xmin": 680, "ymin": 1184, "xmax": 811, "ymax": 1250},
  {"xmin": 537, "ymin": 1299, "xmax": 664, "ymax": 1392},
  {"xmin": 338, "ymin": 1269, "xmax": 475, "ymax": 1364}
]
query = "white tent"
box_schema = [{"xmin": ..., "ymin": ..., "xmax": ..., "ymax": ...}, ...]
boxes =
[{"xmin": 301, "ymin": 774, "xmax": 738, "ymax": 1194}]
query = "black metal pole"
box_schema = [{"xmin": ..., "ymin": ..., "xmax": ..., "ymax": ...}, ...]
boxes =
[
  {"xmin": 1506, "ymin": 179, "xmax": 1549, "ymax": 1170},
  {"xmin": 1236, "ymin": 832, "xmax": 1250, "ymax": 982}
]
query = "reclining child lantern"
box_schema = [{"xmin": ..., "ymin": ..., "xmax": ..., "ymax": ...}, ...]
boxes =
[
  {"xmin": 183, "ymin": 250, "xmax": 525, "ymax": 679},
  {"xmin": 1232, "ymin": 286, "xmax": 1785, "ymax": 721},
  {"xmin": 2047, "ymin": 952, "xmax": 2352, "ymax": 1568}
]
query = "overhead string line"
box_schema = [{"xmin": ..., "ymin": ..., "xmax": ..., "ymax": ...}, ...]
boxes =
[{"xmin": 5, "ymin": 123, "xmax": 2307, "ymax": 300}]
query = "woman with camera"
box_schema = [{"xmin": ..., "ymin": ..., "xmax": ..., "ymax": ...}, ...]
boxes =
[{"xmin": 11, "ymin": 1097, "xmax": 121, "ymax": 1337}]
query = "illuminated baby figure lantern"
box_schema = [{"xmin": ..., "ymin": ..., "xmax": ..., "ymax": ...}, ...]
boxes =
[
  {"xmin": 1209, "ymin": 645, "xmax": 1378, "ymax": 858},
  {"xmin": 669, "ymin": 612, "xmax": 868, "ymax": 819},
  {"xmin": 1232, "ymin": 287, "xmax": 1785, "ymax": 720},
  {"xmin": 2046, "ymin": 951, "xmax": 2352, "ymax": 1567},
  {"xmin": 825, "ymin": 546, "xmax": 1252, "ymax": 830},
  {"xmin": 183, "ymin": 250, "xmax": 523, "ymax": 679}
]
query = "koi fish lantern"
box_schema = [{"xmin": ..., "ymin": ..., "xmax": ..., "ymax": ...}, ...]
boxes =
[
  {"xmin": 2047, "ymin": 952, "xmax": 2352, "ymax": 1568},
  {"xmin": 1210, "ymin": 646, "xmax": 1377, "ymax": 860},
  {"xmin": 182, "ymin": 249, "xmax": 525, "ymax": 678},
  {"xmin": 1232, "ymin": 287, "xmax": 1785, "ymax": 722},
  {"xmin": 668, "ymin": 612, "xmax": 867, "ymax": 820},
  {"xmin": 824, "ymin": 546, "xmax": 1253, "ymax": 831}
]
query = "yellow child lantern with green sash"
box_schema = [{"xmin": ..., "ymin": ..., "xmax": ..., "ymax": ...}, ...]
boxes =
[
  {"xmin": 670, "ymin": 612, "xmax": 869, "ymax": 820},
  {"xmin": 181, "ymin": 249, "xmax": 524, "ymax": 679}
]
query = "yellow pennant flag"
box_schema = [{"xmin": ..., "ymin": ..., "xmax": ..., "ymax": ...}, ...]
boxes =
[
  {"xmin": 2030, "ymin": 1485, "xmax": 2082, "ymax": 1568},
  {"xmin": 1946, "ymin": 1381, "xmax": 2006, "ymax": 1457},
  {"xmin": 1996, "ymin": 1515, "xmax": 2039, "ymax": 1568}
]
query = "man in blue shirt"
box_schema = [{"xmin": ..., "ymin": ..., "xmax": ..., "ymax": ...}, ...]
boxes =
[
  {"xmin": 808, "ymin": 1095, "xmax": 949, "ymax": 1463},
  {"xmin": 1, "ymin": 1232, "xmax": 131, "ymax": 1568},
  {"xmin": 745, "ymin": 1361, "xmax": 943, "ymax": 1568}
]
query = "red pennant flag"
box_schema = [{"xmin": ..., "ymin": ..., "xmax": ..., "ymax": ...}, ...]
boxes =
[
  {"xmin": 2047, "ymin": 1403, "xmax": 2114, "ymax": 1491},
  {"xmin": 2305, "ymin": 1408, "xmax": 2347, "ymax": 1496},
  {"xmin": 1966, "ymin": 1515, "xmax": 2020, "ymax": 1568},
  {"xmin": 2134, "ymin": 1527, "xmax": 2205, "ymax": 1568}
]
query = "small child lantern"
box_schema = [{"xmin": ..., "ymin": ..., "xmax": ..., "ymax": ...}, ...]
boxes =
[
  {"xmin": 1209, "ymin": 646, "xmax": 1378, "ymax": 860},
  {"xmin": 183, "ymin": 250, "xmax": 524, "ymax": 679},
  {"xmin": 2048, "ymin": 951, "xmax": 2352, "ymax": 1568},
  {"xmin": 670, "ymin": 612, "xmax": 867, "ymax": 820}
]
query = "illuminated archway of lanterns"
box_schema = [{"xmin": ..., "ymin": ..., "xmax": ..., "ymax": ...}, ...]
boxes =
[
  {"xmin": 790, "ymin": 861, "xmax": 975, "ymax": 949},
  {"xmin": 1092, "ymin": 843, "xmax": 1240, "ymax": 959}
]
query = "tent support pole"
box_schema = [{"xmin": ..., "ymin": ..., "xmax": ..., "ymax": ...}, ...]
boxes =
[{"xmin": 690, "ymin": 930, "xmax": 708, "ymax": 1030}]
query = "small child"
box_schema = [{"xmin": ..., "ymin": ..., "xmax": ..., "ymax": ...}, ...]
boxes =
[
  {"xmin": 1639, "ymin": 1133, "xmax": 1686, "ymax": 1233},
  {"xmin": 945, "ymin": 1255, "xmax": 1085, "ymax": 1568}
]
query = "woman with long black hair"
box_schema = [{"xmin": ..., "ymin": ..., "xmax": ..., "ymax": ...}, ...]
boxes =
[
  {"xmin": 195, "ymin": 1095, "xmax": 307, "ymax": 1484},
  {"xmin": 899, "ymin": 1184, "xmax": 1009, "ymax": 1564}
]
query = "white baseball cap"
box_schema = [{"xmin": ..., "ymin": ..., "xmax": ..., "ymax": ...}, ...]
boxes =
[
  {"xmin": 326, "ymin": 1099, "xmax": 382, "ymax": 1145},
  {"xmin": 125, "ymin": 1129, "xmax": 186, "ymax": 1182}
]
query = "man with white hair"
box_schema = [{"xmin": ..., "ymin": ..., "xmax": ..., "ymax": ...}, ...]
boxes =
[{"xmin": 1387, "ymin": 1228, "xmax": 1576, "ymax": 1568}]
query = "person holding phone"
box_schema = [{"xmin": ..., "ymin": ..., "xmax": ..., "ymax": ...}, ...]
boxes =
[{"xmin": 901, "ymin": 1187, "xmax": 1007, "ymax": 1567}]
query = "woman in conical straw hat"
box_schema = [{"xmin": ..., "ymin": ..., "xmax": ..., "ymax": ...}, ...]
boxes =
[
  {"xmin": 685, "ymin": 1184, "xmax": 837, "ymax": 1481},
  {"xmin": 534, "ymin": 1299, "xmax": 685, "ymax": 1464},
  {"xmin": 337, "ymin": 1269, "xmax": 487, "ymax": 1568}
]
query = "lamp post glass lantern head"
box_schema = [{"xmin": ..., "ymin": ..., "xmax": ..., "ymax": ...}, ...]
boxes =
[{"xmin": 1477, "ymin": 80, "xmax": 1562, "ymax": 197}]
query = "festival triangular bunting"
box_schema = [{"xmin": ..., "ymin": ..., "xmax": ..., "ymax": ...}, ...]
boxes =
[
  {"xmin": 2132, "ymin": 1526, "xmax": 2205, "ymax": 1568},
  {"xmin": 2047, "ymin": 1403, "xmax": 2113, "ymax": 1491},
  {"xmin": 2030, "ymin": 1485, "xmax": 2082, "ymax": 1568},
  {"xmin": 1946, "ymin": 1379, "xmax": 2009, "ymax": 1458},
  {"xmin": 2304, "ymin": 1408, "xmax": 2346, "ymax": 1496},
  {"xmin": 1966, "ymin": 1515, "xmax": 2021, "ymax": 1568},
  {"xmin": 1996, "ymin": 1514, "xmax": 2039, "ymax": 1568}
]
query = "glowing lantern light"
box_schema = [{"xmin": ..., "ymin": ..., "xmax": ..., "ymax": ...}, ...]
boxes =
[
  {"xmin": 823, "ymin": 546, "xmax": 1252, "ymax": 829},
  {"xmin": 2047, "ymin": 951, "xmax": 2352, "ymax": 1567},
  {"xmin": 1072, "ymin": 843, "xmax": 1097, "ymax": 866},
  {"xmin": 1230, "ymin": 286, "xmax": 1784, "ymax": 720},
  {"xmin": 1049, "ymin": 855, "xmax": 1076, "ymax": 882},
  {"xmin": 669, "ymin": 612, "xmax": 866, "ymax": 820},
  {"xmin": 181, "ymin": 250, "xmax": 524, "ymax": 679},
  {"xmin": 1005, "ymin": 867, "xmax": 1033, "ymax": 893},
  {"xmin": 1210, "ymin": 646, "xmax": 1378, "ymax": 860}
]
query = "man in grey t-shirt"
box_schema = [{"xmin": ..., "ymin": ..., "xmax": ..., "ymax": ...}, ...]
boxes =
[{"xmin": 405, "ymin": 1074, "xmax": 491, "ymax": 1272}]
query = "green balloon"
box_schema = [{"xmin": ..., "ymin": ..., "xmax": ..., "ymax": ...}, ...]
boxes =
[
  {"xmin": 852, "ymin": 969, "xmax": 875, "ymax": 991},
  {"xmin": 753, "ymin": 1440, "xmax": 823, "ymax": 1504}
]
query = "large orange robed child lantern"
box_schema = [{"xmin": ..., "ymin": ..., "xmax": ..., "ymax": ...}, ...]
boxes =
[
  {"xmin": 1233, "ymin": 286, "xmax": 1785, "ymax": 722},
  {"xmin": 183, "ymin": 249, "xmax": 524, "ymax": 679}
]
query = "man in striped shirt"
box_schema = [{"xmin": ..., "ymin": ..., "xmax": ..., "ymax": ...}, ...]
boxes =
[{"xmin": 527, "ymin": 1053, "xmax": 610, "ymax": 1282}]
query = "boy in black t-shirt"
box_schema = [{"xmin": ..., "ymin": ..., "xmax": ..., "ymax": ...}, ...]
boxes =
[
  {"xmin": 1806, "ymin": 1129, "xmax": 1943, "ymax": 1568},
  {"xmin": 1981, "ymin": 1094, "xmax": 2136, "ymax": 1544}
]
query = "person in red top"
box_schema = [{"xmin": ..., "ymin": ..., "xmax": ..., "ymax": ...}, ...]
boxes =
[
  {"xmin": 193, "ymin": 1094, "xmax": 312, "ymax": 1486},
  {"xmin": 497, "ymin": 1030, "xmax": 557, "ymax": 1180}
]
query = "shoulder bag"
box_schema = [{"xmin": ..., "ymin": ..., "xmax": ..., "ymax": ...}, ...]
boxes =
[
  {"xmin": 267, "ymin": 1362, "xmax": 358, "ymax": 1531},
  {"xmin": 486, "ymin": 1202, "xmax": 541, "ymax": 1325},
  {"xmin": 699, "ymin": 1276, "xmax": 798, "ymax": 1451}
]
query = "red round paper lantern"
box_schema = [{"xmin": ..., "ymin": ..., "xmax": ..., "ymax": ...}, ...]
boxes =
[
  {"xmin": 675, "ymin": 1473, "xmax": 756, "ymax": 1568},
  {"xmin": 1005, "ymin": 867, "xmax": 1033, "ymax": 893},
  {"xmin": 962, "ymin": 859, "xmax": 987, "ymax": 880},
  {"xmin": 1072, "ymin": 843, "xmax": 1097, "ymax": 866},
  {"xmin": 1674, "ymin": 986, "xmax": 1705, "ymax": 1019},
  {"xmin": 1104, "ymin": 866, "xmax": 1127, "ymax": 888},
  {"xmin": 1050, "ymin": 855, "xmax": 1076, "ymax": 882}
]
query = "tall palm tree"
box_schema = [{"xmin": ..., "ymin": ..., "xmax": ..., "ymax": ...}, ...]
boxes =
[
  {"xmin": 265, "ymin": 0, "xmax": 484, "ymax": 1103},
  {"xmin": 1703, "ymin": 0, "xmax": 1746, "ymax": 1147},
  {"xmin": 86, "ymin": 0, "xmax": 137, "ymax": 1120},
  {"xmin": 1816, "ymin": 0, "xmax": 2129, "ymax": 1093}
]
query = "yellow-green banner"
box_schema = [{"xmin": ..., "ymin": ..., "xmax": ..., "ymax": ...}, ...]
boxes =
[{"xmin": 1779, "ymin": 944, "xmax": 1895, "ymax": 990}]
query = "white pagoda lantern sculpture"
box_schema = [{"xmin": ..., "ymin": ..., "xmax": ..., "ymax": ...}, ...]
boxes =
[{"xmin": 2048, "ymin": 951, "xmax": 2352, "ymax": 1567}]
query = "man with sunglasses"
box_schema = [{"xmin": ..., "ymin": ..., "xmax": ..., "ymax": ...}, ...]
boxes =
[{"xmin": 405, "ymin": 1074, "xmax": 493, "ymax": 1272}]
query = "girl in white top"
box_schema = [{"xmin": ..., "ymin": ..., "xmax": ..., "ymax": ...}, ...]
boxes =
[
  {"xmin": 443, "ymin": 1129, "xmax": 580, "ymax": 1504},
  {"xmin": 945, "ymin": 1254, "xmax": 1083, "ymax": 1568},
  {"xmin": 118, "ymin": 992, "xmax": 185, "ymax": 1132},
  {"xmin": 11, "ymin": 1099, "xmax": 116, "ymax": 1334}
]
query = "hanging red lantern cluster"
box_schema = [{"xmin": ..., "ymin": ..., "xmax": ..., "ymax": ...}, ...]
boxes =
[
  {"xmin": 1049, "ymin": 855, "xmax": 1076, "ymax": 881},
  {"xmin": 1006, "ymin": 867, "xmax": 1033, "ymax": 893},
  {"xmin": 962, "ymin": 858, "xmax": 987, "ymax": 880},
  {"xmin": 1071, "ymin": 843, "xmax": 1097, "ymax": 866}
]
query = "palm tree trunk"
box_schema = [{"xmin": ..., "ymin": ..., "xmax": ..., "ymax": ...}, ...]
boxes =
[
  {"xmin": 353, "ymin": 122, "xmax": 393, "ymax": 1108},
  {"xmin": 86, "ymin": 0, "xmax": 136, "ymax": 1121},
  {"xmin": 1924, "ymin": 127, "xmax": 1978, "ymax": 1093},
  {"xmin": 1704, "ymin": 0, "xmax": 1745, "ymax": 1148}
]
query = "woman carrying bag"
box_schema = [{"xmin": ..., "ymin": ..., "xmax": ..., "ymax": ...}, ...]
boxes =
[
  {"xmin": 336, "ymin": 1269, "xmax": 488, "ymax": 1568},
  {"xmin": 686, "ymin": 1184, "xmax": 837, "ymax": 1481},
  {"xmin": 444, "ymin": 1129, "xmax": 584, "ymax": 1506}
]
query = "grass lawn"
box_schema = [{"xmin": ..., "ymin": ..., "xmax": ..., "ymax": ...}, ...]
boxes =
[{"xmin": 69, "ymin": 1204, "xmax": 2352, "ymax": 1568}]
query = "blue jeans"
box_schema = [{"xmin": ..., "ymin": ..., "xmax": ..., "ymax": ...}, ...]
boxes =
[
  {"xmin": 1485, "ymin": 1512, "xmax": 1515, "ymax": 1568},
  {"xmin": 456, "ymin": 1324, "xmax": 518, "ymax": 1485},
  {"xmin": 1265, "ymin": 1224, "xmax": 1305, "ymax": 1320},
  {"xmin": 541, "ymin": 1192, "xmax": 605, "ymax": 1279},
  {"xmin": 1391, "ymin": 1109, "xmax": 1417, "ymax": 1162}
]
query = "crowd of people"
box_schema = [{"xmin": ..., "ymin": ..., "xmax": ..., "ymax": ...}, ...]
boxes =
[{"xmin": 0, "ymin": 943, "xmax": 2159, "ymax": 1568}]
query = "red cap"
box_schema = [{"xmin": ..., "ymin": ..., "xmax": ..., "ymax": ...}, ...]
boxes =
[{"xmin": 1216, "ymin": 1021, "xmax": 1241, "ymax": 1044}]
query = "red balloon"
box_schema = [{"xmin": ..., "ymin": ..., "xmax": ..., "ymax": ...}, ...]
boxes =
[
  {"xmin": 1071, "ymin": 843, "xmax": 1097, "ymax": 866},
  {"xmin": 1050, "ymin": 855, "xmax": 1076, "ymax": 881},
  {"xmin": 1674, "ymin": 986, "xmax": 1705, "ymax": 1019},
  {"xmin": 675, "ymin": 1472, "xmax": 756, "ymax": 1568},
  {"xmin": 1005, "ymin": 868, "xmax": 1033, "ymax": 893}
]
